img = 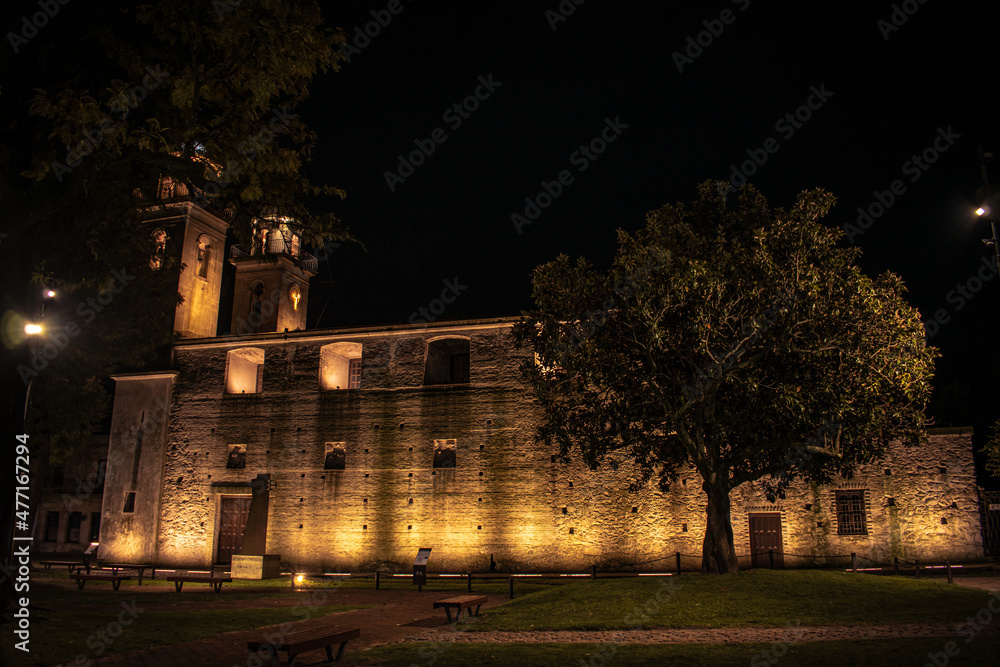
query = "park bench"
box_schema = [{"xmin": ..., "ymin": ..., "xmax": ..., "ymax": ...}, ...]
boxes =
[
  {"xmin": 70, "ymin": 572, "xmax": 130, "ymax": 590},
  {"xmin": 105, "ymin": 563, "xmax": 155, "ymax": 585},
  {"xmin": 166, "ymin": 572, "xmax": 233, "ymax": 593},
  {"xmin": 39, "ymin": 560, "xmax": 84, "ymax": 573},
  {"xmin": 246, "ymin": 626, "xmax": 361, "ymax": 666},
  {"xmin": 433, "ymin": 594, "xmax": 488, "ymax": 623}
]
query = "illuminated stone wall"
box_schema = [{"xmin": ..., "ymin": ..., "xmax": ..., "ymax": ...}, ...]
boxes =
[{"xmin": 145, "ymin": 321, "xmax": 983, "ymax": 571}]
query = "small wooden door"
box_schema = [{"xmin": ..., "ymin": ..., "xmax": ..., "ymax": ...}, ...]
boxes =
[
  {"xmin": 217, "ymin": 496, "xmax": 252, "ymax": 564},
  {"xmin": 749, "ymin": 513, "xmax": 784, "ymax": 568}
]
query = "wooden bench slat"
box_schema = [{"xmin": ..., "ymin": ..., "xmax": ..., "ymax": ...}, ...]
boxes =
[{"xmin": 247, "ymin": 626, "xmax": 360, "ymax": 664}]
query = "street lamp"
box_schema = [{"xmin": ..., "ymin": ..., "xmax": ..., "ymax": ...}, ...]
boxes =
[
  {"xmin": 24, "ymin": 323, "xmax": 42, "ymax": 335},
  {"xmin": 975, "ymin": 206, "xmax": 1000, "ymax": 276}
]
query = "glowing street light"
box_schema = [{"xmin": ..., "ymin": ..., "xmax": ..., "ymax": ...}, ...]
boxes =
[
  {"xmin": 44, "ymin": 289, "xmax": 56, "ymax": 298},
  {"xmin": 24, "ymin": 323, "xmax": 43, "ymax": 335},
  {"xmin": 976, "ymin": 206, "xmax": 988, "ymax": 217}
]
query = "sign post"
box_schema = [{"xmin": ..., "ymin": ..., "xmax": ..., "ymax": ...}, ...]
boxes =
[{"xmin": 413, "ymin": 547, "xmax": 432, "ymax": 591}]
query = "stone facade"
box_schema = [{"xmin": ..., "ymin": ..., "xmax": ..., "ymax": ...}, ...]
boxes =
[{"xmin": 98, "ymin": 320, "xmax": 984, "ymax": 572}]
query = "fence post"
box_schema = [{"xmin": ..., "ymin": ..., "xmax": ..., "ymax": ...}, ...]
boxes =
[
  {"xmin": 375, "ymin": 571, "xmax": 380, "ymax": 590},
  {"xmin": 769, "ymin": 549, "xmax": 774, "ymax": 570},
  {"xmin": 509, "ymin": 576, "xmax": 514, "ymax": 600},
  {"xmin": 676, "ymin": 552, "xmax": 681, "ymax": 576},
  {"xmin": 591, "ymin": 564, "xmax": 596, "ymax": 580},
  {"xmin": 946, "ymin": 561, "xmax": 953, "ymax": 584},
  {"xmin": 851, "ymin": 553, "xmax": 857, "ymax": 573},
  {"xmin": 467, "ymin": 572, "xmax": 472, "ymax": 592},
  {"xmin": 894, "ymin": 557, "xmax": 899, "ymax": 576},
  {"xmin": 915, "ymin": 560, "xmax": 920, "ymax": 579}
]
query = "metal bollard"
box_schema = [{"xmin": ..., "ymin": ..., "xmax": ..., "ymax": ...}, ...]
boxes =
[
  {"xmin": 915, "ymin": 560, "xmax": 920, "ymax": 579},
  {"xmin": 894, "ymin": 557, "xmax": 899, "ymax": 576},
  {"xmin": 947, "ymin": 561, "xmax": 953, "ymax": 584},
  {"xmin": 676, "ymin": 552, "xmax": 681, "ymax": 576},
  {"xmin": 375, "ymin": 571, "xmax": 380, "ymax": 590},
  {"xmin": 851, "ymin": 553, "xmax": 857, "ymax": 573},
  {"xmin": 591, "ymin": 564, "xmax": 596, "ymax": 580},
  {"xmin": 509, "ymin": 576, "xmax": 514, "ymax": 599}
]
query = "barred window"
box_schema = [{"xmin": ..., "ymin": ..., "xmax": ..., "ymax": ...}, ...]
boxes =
[{"xmin": 835, "ymin": 490, "xmax": 868, "ymax": 535}]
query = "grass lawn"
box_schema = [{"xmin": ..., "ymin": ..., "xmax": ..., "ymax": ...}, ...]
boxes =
[
  {"xmin": 5, "ymin": 580, "xmax": 367, "ymax": 667},
  {"xmin": 345, "ymin": 637, "xmax": 1000, "ymax": 667},
  {"xmin": 471, "ymin": 569, "xmax": 999, "ymax": 630}
]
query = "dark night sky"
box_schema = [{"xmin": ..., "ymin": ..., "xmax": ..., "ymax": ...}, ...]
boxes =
[{"xmin": 244, "ymin": 2, "xmax": 997, "ymax": 426}]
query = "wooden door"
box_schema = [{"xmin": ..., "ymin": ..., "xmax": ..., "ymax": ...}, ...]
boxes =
[
  {"xmin": 217, "ymin": 496, "xmax": 252, "ymax": 564},
  {"xmin": 749, "ymin": 513, "xmax": 784, "ymax": 568}
]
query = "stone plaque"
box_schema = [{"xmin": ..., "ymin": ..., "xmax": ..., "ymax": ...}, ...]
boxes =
[{"xmin": 231, "ymin": 554, "xmax": 281, "ymax": 580}]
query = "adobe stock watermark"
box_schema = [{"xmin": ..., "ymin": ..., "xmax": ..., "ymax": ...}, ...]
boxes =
[
  {"xmin": 877, "ymin": 0, "xmax": 929, "ymax": 41},
  {"xmin": 922, "ymin": 591, "xmax": 1000, "ymax": 667},
  {"xmin": 71, "ymin": 599, "xmax": 144, "ymax": 666},
  {"xmin": 842, "ymin": 126, "xmax": 961, "ymax": 243},
  {"xmin": 50, "ymin": 65, "xmax": 171, "ymax": 182},
  {"xmin": 17, "ymin": 267, "xmax": 137, "ymax": 385},
  {"xmin": 545, "ymin": 0, "xmax": 587, "ymax": 31},
  {"xmin": 408, "ymin": 278, "xmax": 468, "ymax": 324},
  {"xmin": 672, "ymin": 0, "xmax": 752, "ymax": 73},
  {"xmin": 384, "ymin": 74, "xmax": 502, "ymax": 192},
  {"xmin": 339, "ymin": 0, "xmax": 412, "ymax": 63},
  {"xmin": 728, "ymin": 84, "xmax": 833, "ymax": 191},
  {"xmin": 511, "ymin": 116, "xmax": 628, "ymax": 234},
  {"xmin": 7, "ymin": 0, "xmax": 71, "ymax": 54},
  {"xmin": 922, "ymin": 256, "xmax": 998, "ymax": 338}
]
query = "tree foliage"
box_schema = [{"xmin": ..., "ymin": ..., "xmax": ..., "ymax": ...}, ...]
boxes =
[
  {"xmin": 1, "ymin": 0, "xmax": 351, "ymax": 453},
  {"xmin": 514, "ymin": 182, "xmax": 937, "ymax": 573}
]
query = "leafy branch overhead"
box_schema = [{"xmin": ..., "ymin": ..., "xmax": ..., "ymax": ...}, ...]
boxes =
[{"xmin": 515, "ymin": 181, "xmax": 937, "ymax": 573}]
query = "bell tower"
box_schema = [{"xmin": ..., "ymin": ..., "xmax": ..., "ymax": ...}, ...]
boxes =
[
  {"xmin": 229, "ymin": 214, "xmax": 317, "ymax": 335},
  {"xmin": 142, "ymin": 176, "xmax": 230, "ymax": 338}
]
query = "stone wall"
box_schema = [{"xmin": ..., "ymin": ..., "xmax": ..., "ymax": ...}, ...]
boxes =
[{"xmin": 142, "ymin": 321, "xmax": 984, "ymax": 571}]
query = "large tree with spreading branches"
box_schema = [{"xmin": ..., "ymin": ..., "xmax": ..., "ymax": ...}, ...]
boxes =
[{"xmin": 514, "ymin": 182, "xmax": 937, "ymax": 573}]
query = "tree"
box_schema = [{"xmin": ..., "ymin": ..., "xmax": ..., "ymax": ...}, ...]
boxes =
[
  {"xmin": 513, "ymin": 182, "xmax": 937, "ymax": 573},
  {"xmin": 1, "ymin": 0, "xmax": 351, "ymax": 609}
]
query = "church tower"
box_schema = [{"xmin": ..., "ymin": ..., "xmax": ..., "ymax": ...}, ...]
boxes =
[
  {"xmin": 142, "ymin": 177, "xmax": 230, "ymax": 338},
  {"xmin": 228, "ymin": 214, "xmax": 317, "ymax": 335}
]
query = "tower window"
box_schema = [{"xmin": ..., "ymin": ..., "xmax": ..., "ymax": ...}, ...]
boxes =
[
  {"xmin": 149, "ymin": 228, "xmax": 168, "ymax": 271},
  {"xmin": 324, "ymin": 442, "xmax": 346, "ymax": 470},
  {"xmin": 226, "ymin": 348, "xmax": 264, "ymax": 394},
  {"xmin": 433, "ymin": 439, "xmax": 457, "ymax": 468},
  {"xmin": 227, "ymin": 445, "xmax": 247, "ymax": 469},
  {"xmin": 196, "ymin": 234, "xmax": 211, "ymax": 279},
  {"xmin": 123, "ymin": 492, "xmax": 136, "ymax": 513},
  {"xmin": 319, "ymin": 342, "xmax": 363, "ymax": 390},
  {"xmin": 424, "ymin": 337, "xmax": 471, "ymax": 385}
]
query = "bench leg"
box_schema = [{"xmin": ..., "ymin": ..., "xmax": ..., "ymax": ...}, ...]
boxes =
[
  {"xmin": 443, "ymin": 607, "xmax": 453, "ymax": 623},
  {"xmin": 249, "ymin": 646, "xmax": 282, "ymax": 667},
  {"xmin": 138, "ymin": 570, "xmax": 143, "ymax": 586},
  {"xmin": 113, "ymin": 579, "xmax": 122, "ymax": 591},
  {"xmin": 213, "ymin": 582, "xmax": 222, "ymax": 594},
  {"xmin": 334, "ymin": 640, "xmax": 349, "ymax": 661},
  {"xmin": 174, "ymin": 581, "xmax": 183, "ymax": 593},
  {"xmin": 76, "ymin": 579, "xmax": 85, "ymax": 590},
  {"xmin": 474, "ymin": 603, "xmax": 483, "ymax": 616}
]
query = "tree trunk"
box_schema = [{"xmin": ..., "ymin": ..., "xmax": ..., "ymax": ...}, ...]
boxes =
[{"xmin": 701, "ymin": 481, "xmax": 739, "ymax": 573}]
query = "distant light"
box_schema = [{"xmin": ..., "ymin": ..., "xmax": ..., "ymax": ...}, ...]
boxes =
[
  {"xmin": 295, "ymin": 574, "xmax": 304, "ymax": 583},
  {"xmin": 976, "ymin": 207, "xmax": 988, "ymax": 216},
  {"xmin": 44, "ymin": 289, "xmax": 56, "ymax": 298},
  {"xmin": 24, "ymin": 323, "xmax": 43, "ymax": 335}
]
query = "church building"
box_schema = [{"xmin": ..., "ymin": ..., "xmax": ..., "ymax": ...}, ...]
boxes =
[{"xmin": 83, "ymin": 185, "xmax": 983, "ymax": 573}]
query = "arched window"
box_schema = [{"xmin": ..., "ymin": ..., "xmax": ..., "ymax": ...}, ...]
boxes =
[
  {"xmin": 149, "ymin": 228, "xmax": 168, "ymax": 271},
  {"xmin": 196, "ymin": 234, "xmax": 211, "ymax": 279},
  {"xmin": 424, "ymin": 337, "xmax": 470, "ymax": 385},
  {"xmin": 225, "ymin": 348, "xmax": 264, "ymax": 394},
  {"xmin": 319, "ymin": 342, "xmax": 363, "ymax": 390},
  {"xmin": 248, "ymin": 281, "xmax": 266, "ymax": 333}
]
